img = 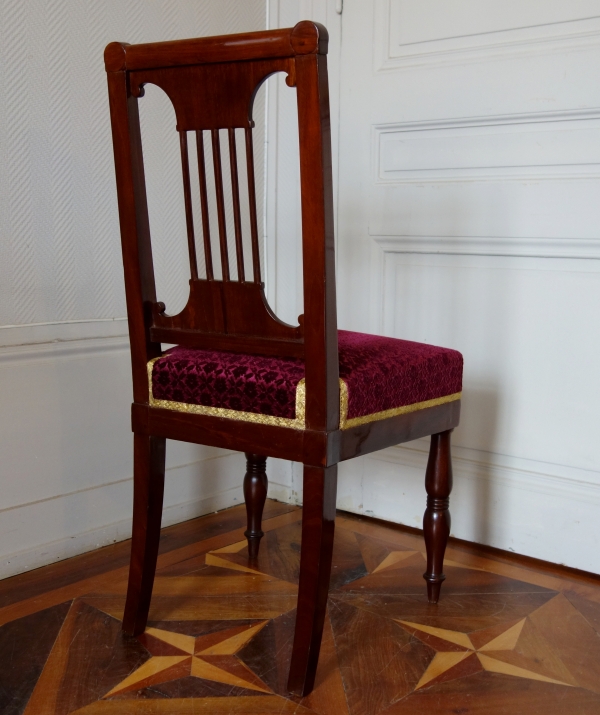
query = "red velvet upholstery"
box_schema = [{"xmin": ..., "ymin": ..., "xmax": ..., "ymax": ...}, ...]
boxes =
[
  {"xmin": 152, "ymin": 346, "xmax": 304, "ymax": 420},
  {"xmin": 337, "ymin": 331, "xmax": 462, "ymax": 420},
  {"xmin": 150, "ymin": 330, "xmax": 463, "ymax": 427}
]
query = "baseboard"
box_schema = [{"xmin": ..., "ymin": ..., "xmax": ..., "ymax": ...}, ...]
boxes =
[
  {"xmin": 0, "ymin": 453, "xmax": 245, "ymax": 580},
  {"xmin": 267, "ymin": 481, "xmax": 299, "ymax": 505}
]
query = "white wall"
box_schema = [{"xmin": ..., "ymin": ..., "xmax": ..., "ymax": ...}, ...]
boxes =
[
  {"xmin": 3, "ymin": 0, "xmax": 598, "ymax": 580},
  {"xmin": 0, "ymin": 0, "xmax": 267, "ymax": 579},
  {"xmin": 261, "ymin": 0, "xmax": 344, "ymax": 503},
  {"xmin": 265, "ymin": 1, "xmax": 600, "ymax": 574}
]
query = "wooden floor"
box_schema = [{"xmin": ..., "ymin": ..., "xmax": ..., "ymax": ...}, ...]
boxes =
[{"xmin": 2, "ymin": 500, "xmax": 600, "ymax": 714}]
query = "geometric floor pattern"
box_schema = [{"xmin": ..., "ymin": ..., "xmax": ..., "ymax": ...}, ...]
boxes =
[{"xmin": 1, "ymin": 500, "xmax": 600, "ymax": 714}]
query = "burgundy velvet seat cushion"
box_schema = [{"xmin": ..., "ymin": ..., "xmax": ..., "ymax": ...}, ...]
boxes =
[{"xmin": 150, "ymin": 330, "xmax": 463, "ymax": 428}]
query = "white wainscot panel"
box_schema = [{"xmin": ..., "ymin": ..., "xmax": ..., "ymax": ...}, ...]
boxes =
[
  {"xmin": 379, "ymin": 0, "xmax": 600, "ymax": 67},
  {"xmin": 348, "ymin": 439, "xmax": 600, "ymax": 573},
  {"xmin": 371, "ymin": 113, "xmax": 600, "ymax": 242},
  {"xmin": 377, "ymin": 252, "xmax": 600, "ymax": 474},
  {"xmin": 0, "ymin": 337, "xmax": 244, "ymax": 578},
  {"xmin": 378, "ymin": 114, "xmax": 600, "ymax": 181},
  {"xmin": 334, "ymin": 251, "xmax": 600, "ymax": 572}
]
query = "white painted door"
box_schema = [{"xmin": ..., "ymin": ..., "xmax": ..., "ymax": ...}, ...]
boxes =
[{"xmin": 335, "ymin": 0, "xmax": 600, "ymax": 572}]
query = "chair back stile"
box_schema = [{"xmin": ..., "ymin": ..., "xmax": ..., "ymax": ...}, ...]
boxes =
[
  {"xmin": 106, "ymin": 68, "xmax": 161, "ymax": 404},
  {"xmin": 104, "ymin": 22, "xmax": 339, "ymax": 432},
  {"xmin": 295, "ymin": 53, "xmax": 339, "ymax": 432}
]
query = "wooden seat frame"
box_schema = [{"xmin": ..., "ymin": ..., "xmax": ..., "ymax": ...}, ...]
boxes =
[{"xmin": 105, "ymin": 21, "xmax": 459, "ymax": 697}]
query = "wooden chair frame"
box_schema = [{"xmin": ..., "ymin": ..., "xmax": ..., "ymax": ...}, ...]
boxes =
[{"xmin": 105, "ymin": 21, "xmax": 459, "ymax": 696}]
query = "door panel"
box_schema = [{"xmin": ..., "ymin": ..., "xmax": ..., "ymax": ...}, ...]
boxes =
[{"xmin": 336, "ymin": 0, "xmax": 600, "ymax": 571}]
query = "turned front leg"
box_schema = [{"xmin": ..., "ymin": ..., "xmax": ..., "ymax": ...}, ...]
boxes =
[
  {"xmin": 423, "ymin": 430, "xmax": 453, "ymax": 603},
  {"xmin": 243, "ymin": 453, "xmax": 268, "ymax": 559}
]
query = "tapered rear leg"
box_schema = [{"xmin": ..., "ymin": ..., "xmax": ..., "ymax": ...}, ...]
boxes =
[
  {"xmin": 122, "ymin": 433, "xmax": 166, "ymax": 635},
  {"xmin": 288, "ymin": 464, "xmax": 338, "ymax": 697},
  {"xmin": 423, "ymin": 429, "xmax": 453, "ymax": 603},
  {"xmin": 243, "ymin": 453, "xmax": 268, "ymax": 559}
]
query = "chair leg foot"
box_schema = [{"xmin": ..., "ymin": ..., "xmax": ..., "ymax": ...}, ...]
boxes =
[
  {"xmin": 423, "ymin": 430, "xmax": 453, "ymax": 605},
  {"xmin": 244, "ymin": 453, "xmax": 268, "ymax": 560},
  {"xmin": 123, "ymin": 434, "xmax": 166, "ymax": 636},
  {"xmin": 288, "ymin": 464, "xmax": 338, "ymax": 697},
  {"xmin": 426, "ymin": 580, "xmax": 442, "ymax": 604}
]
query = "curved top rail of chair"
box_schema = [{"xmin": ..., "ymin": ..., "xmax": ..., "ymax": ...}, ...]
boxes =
[{"xmin": 104, "ymin": 21, "xmax": 328, "ymax": 73}]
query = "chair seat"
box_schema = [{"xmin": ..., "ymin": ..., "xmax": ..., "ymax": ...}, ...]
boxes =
[{"xmin": 148, "ymin": 330, "xmax": 463, "ymax": 429}]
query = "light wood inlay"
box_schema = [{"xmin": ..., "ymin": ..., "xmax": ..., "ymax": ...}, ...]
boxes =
[
  {"xmin": 212, "ymin": 540, "xmax": 249, "ymax": 554},
  {"xmin": 477, "ymin": 652, "xmax": 573, "ymax": 686},
  {"xmin": 197, "ymin": 621, "xmax": 268, "ymax": 655},
  {"xmin": 373, "ymin": 551, "xmax": 420, "ymax": 572},
  {"xmin": 205, "ymin": 554, "xmax": 266, "ymax": 575},
  {"xmin": 144, "ymin": 627, "xmax": 196, "ymax": 654},
  {"xmin": 191, "ymin": 657, "xmax": 271, "ymax": 693},
  {"xmin": 104, "ymin": 656, "xmax": 190, "ymax": 696},
  {"xmin": 479, "ymin": 618, "xmax": 526, "ymax": 651},
  {"xmin": 399, "ymin": 620, "xmax": 475, "ymax": 650},
  {"xmin": 416, "ymin": 651, "xmax": 473, "ymax": 690}
]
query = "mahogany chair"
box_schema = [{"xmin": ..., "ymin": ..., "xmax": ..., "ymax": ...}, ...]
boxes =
[{"xmin": 104, "ymin": 21, "xmax": 462, "ymax": 696}]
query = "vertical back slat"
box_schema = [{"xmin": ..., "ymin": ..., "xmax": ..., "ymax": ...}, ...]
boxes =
[
  {"xmin": 196, "ymin": 130, "xmax": 214, "ymax": 280},
  {"xmin": 228, "ymin": 128, "xmax": 245, "ymax": 282},
  {"xmin": 211, "ymin": 129, "xmax": 230, "ymax": 282},
  {"xmin": 245, "ymin": 127, "xmax": 262, "ymax": 283},
  {"xmin": 179, "ymin": 131, "xmax": 199, "ymax": 281}
]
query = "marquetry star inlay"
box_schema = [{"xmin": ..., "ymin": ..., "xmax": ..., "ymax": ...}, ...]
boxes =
[
  {"xmin": 372, "ymin": 549, "xmax": 486, "ymax": 574},
  {"xmin": 398, "ymin": 618, "xmax": 577, "ymax": 691},
  {"xmin": 104, "ymin": 621, "xmax": 271, "ymax": 697},
  {"xmin": 205, "ymin": 539, "xmax": 268, "ymax": 575}
]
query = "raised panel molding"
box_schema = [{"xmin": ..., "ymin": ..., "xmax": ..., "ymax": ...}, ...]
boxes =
[
  {"xmin": 374, "ymin": 236, "xmax": 600, "ymax": 261},
  {"xmin": 372, "ymin": 251, "xmax": 600, "ymax": 473},
  {"xmin": 375, "ymin": 109, "xmax": 600, "ymax": 183},
  {"xmin": 0, "ymin": 317, "xmax": 128, "ymax": 348},
  {"xmin": 369, "ymin": 110, "xmax": 600, "ymax": 242},
  {"xmin": 375, "ymin": 0, "xmax": 600, "ymax": 69},
  {"xmin": 377, "ymin": 440, "xmax": 600, "ymax": 506}
]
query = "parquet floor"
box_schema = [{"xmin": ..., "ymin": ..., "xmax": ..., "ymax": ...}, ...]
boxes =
[{"xmin": 1, "ymin": 500, "xmax": 600, "ymax": 715}]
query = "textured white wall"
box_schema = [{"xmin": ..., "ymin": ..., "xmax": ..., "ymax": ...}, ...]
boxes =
[
  {"xmin": 0, "ymin": 0, "xmax": 267, "ymax": 578},
  {"xmin": 0, "ymin": 0, "xmax": 267, "ymax": 327}
]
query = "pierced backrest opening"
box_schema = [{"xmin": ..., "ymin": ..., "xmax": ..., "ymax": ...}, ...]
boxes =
[{"xmin": 128, "ymin": 56, "xmax": 301, "ymax": 355}]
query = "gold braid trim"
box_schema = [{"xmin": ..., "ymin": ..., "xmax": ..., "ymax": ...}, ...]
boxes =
[
  {"xmin": 339, "ymin": 391, "xmax": 462, "ymax": 429},
  {"xmin": 147, "ymin": 358, "xmax": 460, "ymax": 431}
]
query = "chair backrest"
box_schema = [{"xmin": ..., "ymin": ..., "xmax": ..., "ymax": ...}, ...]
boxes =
[{"xmin": 105, "ymin": 21, "xmax": 339, "ymax": 432}]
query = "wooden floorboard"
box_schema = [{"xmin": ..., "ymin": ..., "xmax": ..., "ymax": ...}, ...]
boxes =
[
  {"xmin": 2, "ymin": 499, "xmax": 600, "ymax": 715},
  {"xmin": 0, "ymin": 500, "xmax": 294, "ymax": 610}
]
